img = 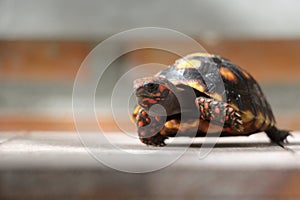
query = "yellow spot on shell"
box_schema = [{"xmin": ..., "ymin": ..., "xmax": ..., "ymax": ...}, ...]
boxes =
[
  {"xmin": 254, "ymin": 112, "xmax": 265, "ymax": 129},
  {"xmin": 186, "ymin": 52, "xmax": 214, "ymax": 58},
  {"xmin": 241, "ymin": 110, "xmax": 255, "ymax": 123},
  {"xmin": 262, "ymin": 116, "xmax": 270, "ymax": 130},
  {"xmin": 186, "ymin": 80, "xmax": 205, "ymax": 92},
  {"xmin": 165, "ymin": 119, "xmax": 180, "ymax": 130},
  {"xmin": 176, "ymin": 59, "xmax": 201, "ymax": 69},
  {"xmin": 241, "ymin": 70, "xmax": 251, "ymax": 79},
  {"xmin": 220, "ymin": 67, "xmax": 237, "ymax": 82},
  {"xmin": 211, "ymin": 93, "xmax": 223, "ymax": 102}
]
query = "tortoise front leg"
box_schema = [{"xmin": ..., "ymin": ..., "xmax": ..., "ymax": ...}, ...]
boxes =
[
  {"xmin": 136, "ymin": 108, "xmax": 168, "ymax": 146},
  {"xmin": 195, "ymin": 97, "xmax": 243, "ymax": 132}
]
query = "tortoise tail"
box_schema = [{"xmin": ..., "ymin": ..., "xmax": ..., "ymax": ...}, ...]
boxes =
[{"xmin": 265, "ymin": 126, "xmax": 291, "ymax": 148}]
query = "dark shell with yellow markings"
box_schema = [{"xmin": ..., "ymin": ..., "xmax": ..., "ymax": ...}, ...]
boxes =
[{"xmin": 156, "ymin": 53, "xmax": 275, "ymax": 133}]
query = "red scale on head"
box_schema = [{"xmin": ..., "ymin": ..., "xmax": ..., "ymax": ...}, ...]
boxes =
[
  {"xmin": 146, "ymin": 98, "xmax": 157, "ymax": 104},
  {"xmin": 134, "ymin": 77, "xmax": 173, "ymax": 109},
  {"xmin": 138, "ymin": 121, "xmax": 144, "ymax": 127}
]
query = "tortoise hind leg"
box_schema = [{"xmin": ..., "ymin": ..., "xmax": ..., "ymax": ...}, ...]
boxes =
[{"xmin": 265, "ymin": 126, "xmax": 291, "ymax": 147}]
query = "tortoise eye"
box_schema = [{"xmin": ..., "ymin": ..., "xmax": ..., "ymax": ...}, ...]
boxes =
[{"xmin": 145, "ymin": 83, "xmax": 159, "ymax": 93}]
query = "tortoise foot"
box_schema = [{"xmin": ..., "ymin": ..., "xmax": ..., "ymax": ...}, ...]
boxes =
[
  {"xmin": 140, "ymin": 133, "xmax": 168, "ymax": 146},
  {"xmin": 196, "ymin": 97, "xmax": 243, "ymax": 132},
  {"xmin": 136, "ymin": 108, "xmax": 166, "ymax": 146}
]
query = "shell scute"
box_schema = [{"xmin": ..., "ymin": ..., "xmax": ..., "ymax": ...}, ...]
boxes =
[{"xmin": 155, "ymin": 53, "xmax": 275, "ymax": 132}]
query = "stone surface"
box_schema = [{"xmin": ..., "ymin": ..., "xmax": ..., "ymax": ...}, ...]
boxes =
[{"xmin": 0, "ymin": 131, "xmax": 300, "ymax": 199}]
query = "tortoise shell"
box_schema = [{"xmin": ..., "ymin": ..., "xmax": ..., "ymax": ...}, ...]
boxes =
[
  {"xmin": 133, "ymin": 53, "xmax": 290, "ymax": 147},
  {"xmin": 154, "ymin": 53, "xmax": 275, "ymax": 133}
]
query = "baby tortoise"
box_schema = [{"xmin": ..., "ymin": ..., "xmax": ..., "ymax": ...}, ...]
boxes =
[{"xmin": 132, "ymin": 53, "xmax": 290, "ymax": 147}]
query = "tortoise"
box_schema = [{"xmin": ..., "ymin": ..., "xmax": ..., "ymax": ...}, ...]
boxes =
[{"xmin": 132, "ymin": 53, "xmax": 290, "ymax": 147}]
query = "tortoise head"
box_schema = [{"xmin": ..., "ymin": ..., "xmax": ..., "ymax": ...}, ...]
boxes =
[{"xmin": 133, "ymin": 77, "xmax": 179, "ymax": 115}]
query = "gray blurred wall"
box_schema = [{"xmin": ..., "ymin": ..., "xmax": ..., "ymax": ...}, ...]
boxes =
[{"xmin": 0, "ymin": 0, "xmax": 300, "ymax": 40}]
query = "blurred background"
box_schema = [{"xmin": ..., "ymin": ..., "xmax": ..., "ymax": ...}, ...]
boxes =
[{"xmin": 1, "ymin": 0, "xmax": 300, "ymax": 132}]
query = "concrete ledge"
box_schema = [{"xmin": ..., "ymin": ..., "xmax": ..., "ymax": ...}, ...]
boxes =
[{"xmin": 0, "ymin": 131, "xmax": 300, "ymax": 199}]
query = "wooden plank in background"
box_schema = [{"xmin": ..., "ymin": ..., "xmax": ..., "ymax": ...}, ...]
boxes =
[
  {"xmin": 127, "ymin": 39, "xmax": 300, "ymax": 83},
  {"xmin": 0, "ymin": 41, "xmax": 92, "ymax": 81},
  {"xmin": 0, "ymin": 40, "xmax": 299, "ymax": 82},
  {"xmin": 0, "ymin": 40, "xmax": 299, "ymax": 131}
]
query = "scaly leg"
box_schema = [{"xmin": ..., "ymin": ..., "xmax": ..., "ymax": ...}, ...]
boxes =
[
  {"xmin": 136, "ymin": 108, "xmax": 168, "ymax": 146},
  {"xmin": 195, "ymin": 97, "xmax": 243, "ymax": 132}
]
